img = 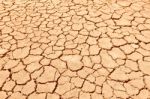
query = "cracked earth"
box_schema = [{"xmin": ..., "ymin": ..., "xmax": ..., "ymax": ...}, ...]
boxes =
[{"xmin": 0, "ymin": 0, "xmax": 150, "ymax": 99}]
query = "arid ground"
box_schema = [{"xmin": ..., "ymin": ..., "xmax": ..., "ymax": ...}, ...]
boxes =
[{"xmin": 0, "ymin": 0, "xmax": 150, "ymax": 99}]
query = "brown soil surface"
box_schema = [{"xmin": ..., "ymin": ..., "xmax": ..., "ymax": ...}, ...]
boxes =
[{"xmin": 0, "ymin": 0, "xmax": 150, "ymax": 99}]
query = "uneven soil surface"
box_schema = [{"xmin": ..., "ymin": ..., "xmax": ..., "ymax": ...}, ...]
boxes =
[{"xmin": 0, "ymin": 0, "xmax": 150, "ymax": 99}]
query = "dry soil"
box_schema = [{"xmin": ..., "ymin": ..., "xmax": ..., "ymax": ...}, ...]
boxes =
[{"xmin": 0, "ymin": 0, "xmax": 150, "ymax": 99}]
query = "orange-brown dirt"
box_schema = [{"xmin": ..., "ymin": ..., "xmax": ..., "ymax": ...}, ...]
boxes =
[{"xmin": 0, "ymin": 0, "xmax": 150, "ymax": 99}]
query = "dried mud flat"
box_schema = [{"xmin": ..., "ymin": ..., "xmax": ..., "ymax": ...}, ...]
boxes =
[{"xmin": 0, "ymin": 0, "xmax": 150, "ymax": 99}]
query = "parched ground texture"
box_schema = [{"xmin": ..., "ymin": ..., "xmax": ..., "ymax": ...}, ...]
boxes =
[{"xmin": 0, "ymin": 0, "xmax": 150, "ymax": 99}]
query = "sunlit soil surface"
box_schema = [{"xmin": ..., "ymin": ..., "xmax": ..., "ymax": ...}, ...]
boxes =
[{"xmin": 0, "ymin": 0, "xmax": 150, "ymax": 99}]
